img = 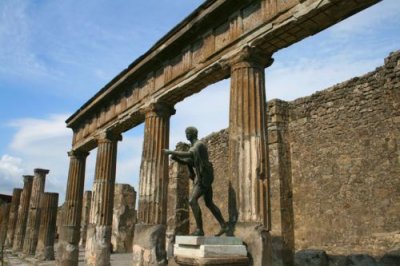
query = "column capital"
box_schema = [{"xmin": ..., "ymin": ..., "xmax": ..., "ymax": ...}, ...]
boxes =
[
  {"xmin": 23, "ymin": 175, "xmax": 34, "ymax": 183},
  {"xmin": 97, "ymin": 131, "xmax": 122, "ymax": 144},
  {"xmin": 230, "ymin": 45, "xmax": 274, "ymax": 70},
  {"xmin": 141, "ymin": 102, "xmax": 176, "ymax": 118},
  {"xmin": 34, "ymin": 168, "xmax": 50, "ymax": 175},
  {"xmin": 68, "ymin": 150, "xmax": 90, "ymax": 158}
]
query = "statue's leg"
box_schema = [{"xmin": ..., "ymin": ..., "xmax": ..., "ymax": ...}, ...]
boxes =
[
  {"xmin": 189, "ymin": 185, "xmax": 204, "ymax": 234},
  {"xmin": 204, "ymin": 187, "xmax": 229, "ymax": 236},
  {"xmin": 204, "ymin": 187, "xmax": 226, "ymax": 226}
]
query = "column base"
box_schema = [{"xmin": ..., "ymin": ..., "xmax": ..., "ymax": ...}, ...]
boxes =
[
  {"xmin": 234, "ymin": 222, "xmax": 273, "ymax": 266},
  {"xmin": 56, "ymin": 240, "xmax": 79, "ymax": 266},
  {"xmin": 132, "ymin": 224, "xmax": 167, "ymax": 266},
  {"xmin": 85, "ymin": 224, "xmax": 112, "ymax": 266},
  {"xmin": 56, "ymin": 225, "xmax": 80, "ymax": 266}
]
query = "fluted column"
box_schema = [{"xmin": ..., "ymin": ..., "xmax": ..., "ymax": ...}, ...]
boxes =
[
  {"xmin": 23, "ymin": 168, "xmax": 49, "ymax": 255},
  {"xmin": 132, "ymin": 102, "xmax": 174, "ymax": 266},
  {"xmin": 85, "ymin": 132, "xmax": 121, "ymax": 266},
  {"xmin": 228, "ymin": 46, "xmax": 273, "ymax": 265},
  {"xmin": 5, "ymin": 188, "xmax": 22, "ymax": 247},
  {"xmin": 56, "ymin": 150, "xmax": 89, "ymax": 266},
  {"xmin": 35, "ymin": 192, "xmax": 59, "ymax": 261},
  {"xmin": 138, "ymin": 102, "xmax": 175, "ymax": 225},
  {"xmin": 0, "ymin": 203, "xmax": 11, "ymax": 250},
  {"xmin": 12, "ymin": 175, "xmax": 34, "ymax": 252},
  {"xmin": 79, "ymin": 191, "xmax": 92, "ymax": 247}
]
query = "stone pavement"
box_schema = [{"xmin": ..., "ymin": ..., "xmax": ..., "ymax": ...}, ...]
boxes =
[{"xmin": 3, "ymin": 248, "xmax": 132, "ymax": 266}]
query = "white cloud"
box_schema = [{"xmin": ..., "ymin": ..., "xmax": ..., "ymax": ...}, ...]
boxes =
[
  {"xmin": 0, "ymin": 154, "xmax": 24, "ymax": 194},
  {"xmin": 3, "ymin": 114, "xmax": 72, "ymax": 201}
]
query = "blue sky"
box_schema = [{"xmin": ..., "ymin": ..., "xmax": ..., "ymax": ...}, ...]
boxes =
[{"xmin": 0, "ymin": 0, "xmax": 399, "ymax": 202}]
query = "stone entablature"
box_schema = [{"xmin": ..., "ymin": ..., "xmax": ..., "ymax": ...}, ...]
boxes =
[{"xmin": 66, "ymin": 0, "xmax": 379, "ymax": 152}]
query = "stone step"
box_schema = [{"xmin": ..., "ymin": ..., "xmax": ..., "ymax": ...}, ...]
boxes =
[{"xmin": 174, "ymin": 244, "xmax": 247, "ymax": 258}]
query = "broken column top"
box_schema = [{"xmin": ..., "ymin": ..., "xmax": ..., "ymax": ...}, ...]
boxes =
[
  {"xmin": 34, "ymin": 168, "xmax": 50, "ymax": 175},
  {"xmin": 23, "ymin": 175, "xmax": 34, "ymax": 182}
]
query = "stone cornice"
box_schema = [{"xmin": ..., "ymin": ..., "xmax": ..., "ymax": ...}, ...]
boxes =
[{"xmin": 66, "ymin": 0, "xmax": 381, "ymax": 151}]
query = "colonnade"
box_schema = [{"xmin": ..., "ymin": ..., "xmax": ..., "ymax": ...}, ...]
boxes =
[
  {"xmin": 57, "ymin": 47, "xmax": 273, "ymax": 265},
  {"xmin": 0, "ymin": 170, "xmax": 59, "ymax": 261}
]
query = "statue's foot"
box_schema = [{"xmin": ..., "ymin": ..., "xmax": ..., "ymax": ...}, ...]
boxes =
[
  {"xmin": 214, "ymin": 224, "xmax": 229, "ymax": 237},
  {"xmin": 190, "ymin": 229, "xmax": 205, "ymax": 236}
]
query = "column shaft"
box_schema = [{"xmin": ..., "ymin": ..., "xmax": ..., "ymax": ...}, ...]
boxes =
[
  {"xmin": 23, "ymin": 168, "xmax": 49, "ymax": 255},
  {"xmin": 36, "ymin": 192, "xmax": 59, "ymax": 260},
  {"xmin": 56, "ymin": 150, "xmax": 88, "ymax": 266},
  {"xmin": 85, "ymin": 133, "xmax": 120, "ymax": 266},
  {"xmin": 133, "ymin": 103, "xmax": 174, "ymax": 266},
  {"xmin": 5, "ymin": 188, "xmax": 22, "ymax": 247},
  {"xmin": 79, "ymin": 191, "xmax": 92, "ymax": 247},
  {"xmin": 229, "ymin": 48, "xmax": 271, "ymax": 226},
  {"xmin": 228, "ymin": 46, "xmax": 274, "ymax": 266},
  {"xmin": 12, "ymin": 175, "xmax": 34, "ymax": 252},
  {"xmin": 138, "ymin": 103, "xmax": 174, "ymax": 225},
  {"xmin": 0, "ymin": 203, "xmax": 11, "ymax": 250}
]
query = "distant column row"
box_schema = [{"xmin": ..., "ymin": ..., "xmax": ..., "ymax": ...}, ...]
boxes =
[{"xmin": 0, "ymin": 169, "xmax": 59, "ymax": 262}]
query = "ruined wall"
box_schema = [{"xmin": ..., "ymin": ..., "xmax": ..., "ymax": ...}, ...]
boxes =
[
  {"xmin": 111, "ymin": 184, "xmax": 136, "ymax": 253},
  {"xmin": 192, "ymin": 50, "xmax": 400, "ymax": 259},
  {"xmin": 287, "ymin": 50, "xmax": 400, "ymax": 257}
]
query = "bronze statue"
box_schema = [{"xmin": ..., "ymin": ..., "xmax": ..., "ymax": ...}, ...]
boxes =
[{"xmin": 163, "ymin": 127, "xmax": 229, "ymax": 236}]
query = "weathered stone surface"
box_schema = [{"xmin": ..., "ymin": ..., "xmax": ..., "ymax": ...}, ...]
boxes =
[
  {"xmin": 194, "ymin": 50, "xmax": 400, "ymax": 262},
  {"xmin": 85, "ymin": 133, "xmax": 120, "ymax": 266},
  {"xmin": 35, "ymin": 192, "xmax": 58, "ymax": 261},
  {"xmin": 166, "ymin": 142, "xmax": 190, "ymax": 259},
  {"xmin": 23, "ymin": 168, "xmax": 49, "ymax": 255},
  {"xmin": 13, "ymin": 175, "xmax": 34, "ymax": 252},
  {"xmin": 66, "ymin": 0, "xmax": 380, "ymax": 154},
  {"xmin": 58, "ymin": 149, "xmax": 89, "ymax": 266},
  {"xmin": 111, "ymin": 184, "xmax": 136, "ymax": 253},
  {"xmin": 288, "ymin": 51, "xmax": 400, "ymax": 257},
  {"xmin": 138, "ymin": 103, "xmax": 175, "ymax": 225},
  {"xmin": 295, "ymin": 250, "xmax": 329, "ymax": 266},
  {"xmin": 132, "ymin": 224, "xmax": 167, "ymax": 266},
  {"xmin": 233, "ymin": 222, "xmax": 272, "ymax": 266},
  {"xmin": 0, "ymin": 202, "xmax": 11, "ymax": 250},
  {"xmin": 5, "ymin": 188, "xmax": 22, "ymax": 247},
  {"xmin": 79, "ymin": 190, "xmax": 91, "ymax": 247}
]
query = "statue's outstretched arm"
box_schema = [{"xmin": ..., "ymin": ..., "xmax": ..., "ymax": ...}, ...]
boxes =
[
  {"xmin": 171, "ymin": 155, "xmax": 193, "ymax": 166},
  {"xmin": 168, "ymin": 150, "xmax": 192, "ymax": 158}
]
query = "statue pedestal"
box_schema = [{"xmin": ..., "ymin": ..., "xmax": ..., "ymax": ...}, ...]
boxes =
[{"xmin": 174, "ymin": 236, "xmax": 248, "ymax": 266}]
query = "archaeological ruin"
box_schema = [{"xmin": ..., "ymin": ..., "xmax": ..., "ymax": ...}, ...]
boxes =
[
  {"xmin": 55, "ymin": 0, "xmax": 396, "ymax": 265},
  {"xmin": 1, "ymin": 0, "xmax": 398, "ymax": 266}
]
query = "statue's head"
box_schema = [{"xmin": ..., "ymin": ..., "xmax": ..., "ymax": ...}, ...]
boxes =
[{"xmin": 185, "ymin": 126, "xmax": 198, "ymax": 141}]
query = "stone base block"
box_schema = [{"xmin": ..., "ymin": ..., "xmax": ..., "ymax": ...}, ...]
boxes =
[
  {"xmin": 132, "ymin": 224, "xmax": 167, "ymax": 266},
  {"xmin": 233, "ymin": 222, "xmax": 272, "ymax": 266},
  {"xmin": 175, "ymin": 256, "xmax": 249, "ymax": 266},
  {"xmin": 174, "ymin": 236, "xmax": 248, "ymax": 266},
  {"xmin": 56, "ymin": 241, "xmax": 80, "ymax": 266},
  {"xmin": 85, "ymin": 225, "xmax": 112, "ymax": 266}
]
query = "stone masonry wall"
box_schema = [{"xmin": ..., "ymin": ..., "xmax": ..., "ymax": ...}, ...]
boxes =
[
  {"xmin": 287, "ymin": 50, "xmax": 400, "ymax": 257},
  {"xmin": 190, "ymin": 50, "xmax": 400, "ymax": 260}
]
